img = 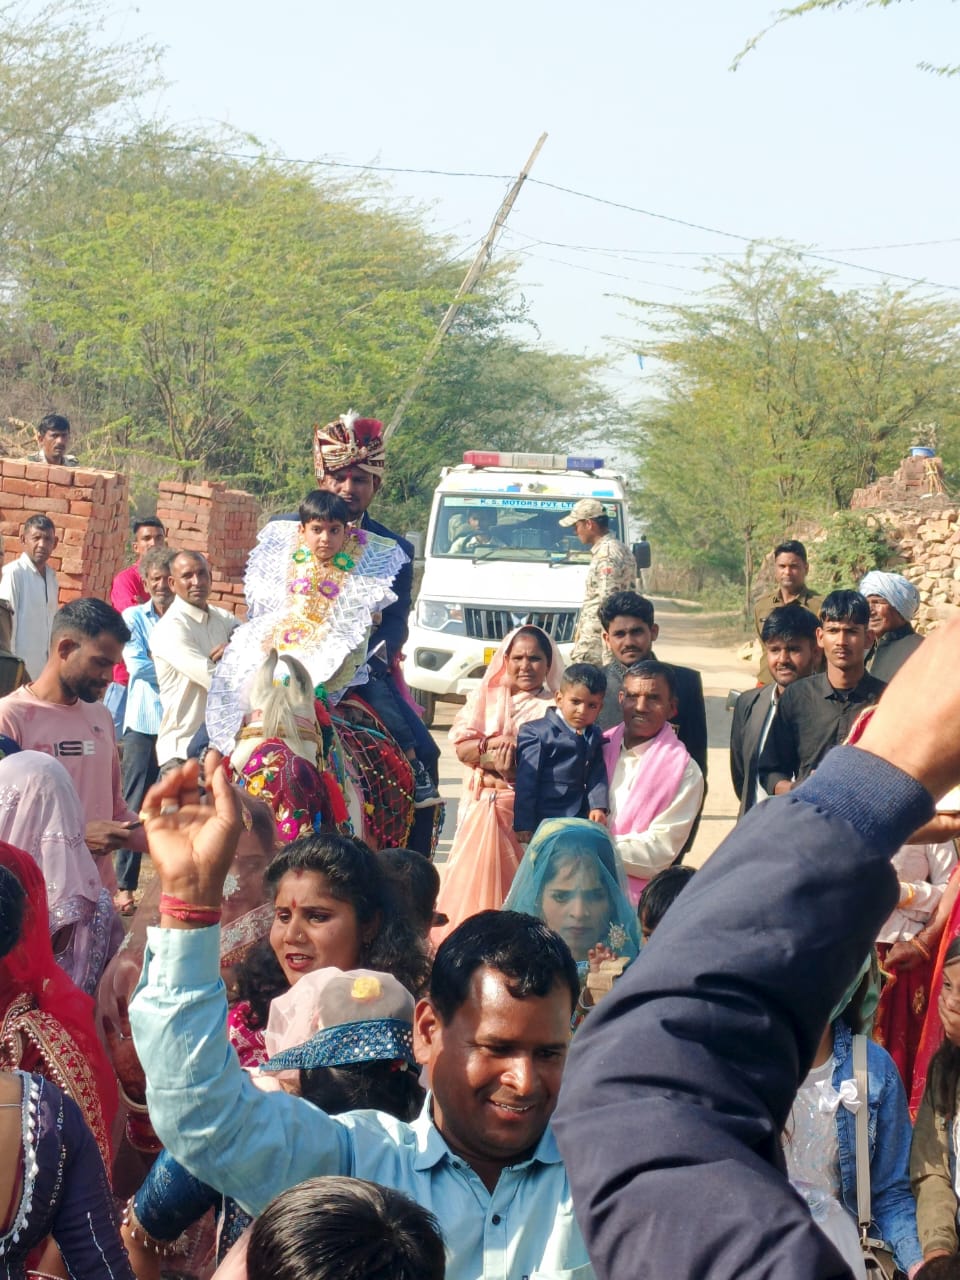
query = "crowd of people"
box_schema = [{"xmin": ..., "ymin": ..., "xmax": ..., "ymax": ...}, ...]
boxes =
[{"xmin": 3, "ymin": 411, "xmax": 960, "ymax": 1280}]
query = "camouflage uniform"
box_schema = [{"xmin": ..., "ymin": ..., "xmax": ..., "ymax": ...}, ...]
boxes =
[{"xmin": 571, "ymin": 534, "xmax": 636, "ymax": 664}]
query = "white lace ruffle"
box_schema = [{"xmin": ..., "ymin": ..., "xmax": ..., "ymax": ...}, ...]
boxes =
[{"xmin": 206, "ymin": 522, "xmax": 405, "ymax": 754}]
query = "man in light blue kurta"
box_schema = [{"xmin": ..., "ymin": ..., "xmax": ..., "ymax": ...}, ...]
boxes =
[{"xmin": 131, "ymin": 907, "xmax": 593, "ymax": 1280}]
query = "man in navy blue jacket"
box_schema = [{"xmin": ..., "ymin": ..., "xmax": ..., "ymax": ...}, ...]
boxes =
[
  {"xmin": 553, "ymin": 618, "xmax": 951, "ymax": 1278},
  {"xmin": 514, "ymin": 663, "xmax": 609, "ymax": 841}
]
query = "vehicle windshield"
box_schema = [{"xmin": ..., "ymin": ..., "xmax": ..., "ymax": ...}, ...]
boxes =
[{"xmin": 431, "ymin": 495, "xmax": 625, "ymax": 562}]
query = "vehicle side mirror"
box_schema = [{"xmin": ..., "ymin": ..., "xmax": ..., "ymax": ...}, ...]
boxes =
[{"xmin": 632, "ymin": 539, "xmax": 651, "ymax": 571}]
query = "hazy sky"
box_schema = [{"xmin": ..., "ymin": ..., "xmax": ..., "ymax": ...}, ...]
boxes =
[{"xmin": 101, "ymin": 0, "xmax": 960, "ymax": 403}]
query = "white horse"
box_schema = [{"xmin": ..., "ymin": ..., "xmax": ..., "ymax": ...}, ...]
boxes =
[{"xmin": 230, "ymin": 650, "xmax": 366, "ymax": 840}]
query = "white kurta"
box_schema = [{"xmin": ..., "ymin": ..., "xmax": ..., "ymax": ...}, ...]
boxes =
[
  {"xmin": 0, "ymin": 553, "xmax": 58, "ymax": 679},
  {"xmin": 608, "ymin": 737, "xmax": 704, "ymax": 881},
  {"xmin": 150, "ymin": 595, "xmax": 237, "ymax": 765}
]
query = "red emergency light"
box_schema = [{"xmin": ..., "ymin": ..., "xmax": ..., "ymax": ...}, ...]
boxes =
[{"xmin": 462, "ymin": 451, "xmax": 604, "ymax": 471}]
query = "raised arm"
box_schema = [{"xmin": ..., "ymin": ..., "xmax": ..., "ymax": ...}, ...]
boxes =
[
  {"xmin": 554, "ymin": 618, "xmax": 960, "ymax": 1280},
  {"xmin": 128, "ymin": 761, "xmax": 354, "ymax": 1213}
]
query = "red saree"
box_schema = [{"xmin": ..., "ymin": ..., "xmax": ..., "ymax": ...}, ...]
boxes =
[{"xmin": 0, "ymin": 841, "xmax": 118, "ymax": 1169}]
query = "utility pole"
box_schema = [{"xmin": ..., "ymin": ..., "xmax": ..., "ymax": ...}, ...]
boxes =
[{"xmin": 384, "ymin": 132, "xmax": 547, "ymax": 442}]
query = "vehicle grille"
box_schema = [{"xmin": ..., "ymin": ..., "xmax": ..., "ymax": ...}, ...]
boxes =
[{"xmin": 464, "ymin": 608, "xmax": 578, "ymax": 644}]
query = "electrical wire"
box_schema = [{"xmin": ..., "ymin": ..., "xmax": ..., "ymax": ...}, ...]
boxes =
[
  {"xmin": 10, "ymin": 126, "xmax": 960, "ymax": 291},
  {"xmin": 524, "ymin": 177, "xmax": 960, "ymax": 293}
]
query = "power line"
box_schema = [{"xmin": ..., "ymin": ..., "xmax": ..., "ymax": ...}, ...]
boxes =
[
  {"xmin": 11, "ymin": 125, "xmax": 960, "ymax": 292},
  {"xmin": 525, "ymin": 178, "xmax": 960, "ymax": 293},
  {"xmin": 511, "ymin": 246, "xmax": 692, "ymax": 292},
  {"xmin": 6, "ymin": 127, "xmax": 517, "ymax": 182}
]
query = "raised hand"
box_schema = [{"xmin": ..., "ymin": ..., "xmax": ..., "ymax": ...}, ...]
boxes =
[
  {"xmin": 140, "ymin": 758, "xmax": 241, "ymax": 915},
  {"xmin": 857, "ymin": 613, "xmax": 960, "ymax": 800}
]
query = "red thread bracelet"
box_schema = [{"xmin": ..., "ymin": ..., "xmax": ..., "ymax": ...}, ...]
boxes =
[{"xmin": 159, "ymin": 894, "xmax": 222, "ymax": 925}]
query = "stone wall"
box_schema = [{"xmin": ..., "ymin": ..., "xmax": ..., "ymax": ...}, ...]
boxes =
[
  {"xmin": 850, "ymin": 454, "xmax": 957, "ymax": 632},
  {"xmin": 156, "ymin": 481, "xmax": 261, "ymax": 619},
  {"xmin": 0, "ymin": 460, "xmax": 128, "ymax": 604}
]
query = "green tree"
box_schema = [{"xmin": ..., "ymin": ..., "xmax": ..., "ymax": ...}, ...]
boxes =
[
  {"xmin": 0, "ymin": 0, "xmax": 161, "ymax": 251},
  {"xmin": 10, "ymin": 132, "xmax": 622, "ymax": 520},
  {"xmin": 17, "ymin": 143, "xmax": 462, "ymax": 489},
  {"xmin": 628, "ymin": 248, "xmax": 960, "ymax": 611}
]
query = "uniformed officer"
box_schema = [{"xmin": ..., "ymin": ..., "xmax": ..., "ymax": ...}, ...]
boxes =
[{"xmin": 560, "ymin": 498, "xmax": 635, "ymax": 664}]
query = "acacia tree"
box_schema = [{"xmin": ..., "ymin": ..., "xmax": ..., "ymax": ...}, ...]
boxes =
[
  {"xmin": 18, "ymin": 144, "xmax": 462, "ymax": 487},
  {"xmin": 734, "ymin": 0, "xmax": 958, "ymax": 75},
  {"xmin": 0, "ymin": 0, "xmax": 161, "ymax": 252},
  {"xmin": 629, "ymin": 248, "xmax": 960, "ymax": 609}
]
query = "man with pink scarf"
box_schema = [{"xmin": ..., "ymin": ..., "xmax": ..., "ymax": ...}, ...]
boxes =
[{"xmin": 603, "ymin": 660, "xmax": 703, "ymax": 903}]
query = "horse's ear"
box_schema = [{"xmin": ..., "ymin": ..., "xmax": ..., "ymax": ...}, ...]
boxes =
[
  {"xmin": 249, "ymin": 648, "xmax": 279, "ymax": 710},
  {"xmin": 279, "ymin": 654, "xmax": 313, "ymax": 702}
]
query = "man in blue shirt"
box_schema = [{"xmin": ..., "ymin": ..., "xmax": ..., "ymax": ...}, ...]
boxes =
[
  {"xmin": 114, "ymin": 547, "xmax": 174, "ymax": 911},
  {"xmin": 130, "ymin": 815, "xmax": 592, "ymax": 1280}
]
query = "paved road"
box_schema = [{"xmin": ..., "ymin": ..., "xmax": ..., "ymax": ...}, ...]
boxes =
[{"xmin": 430, "ymin": 597, "xmax": 756, "ymax": 868}]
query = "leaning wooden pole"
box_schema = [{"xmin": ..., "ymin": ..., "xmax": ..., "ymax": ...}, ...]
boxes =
[{"xmin": 384, "ymin": 132, "xmax": 548, "ymax": 443}]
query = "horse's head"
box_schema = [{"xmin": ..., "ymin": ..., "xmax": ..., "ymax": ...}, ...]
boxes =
[{"xmin": 232, "ymin": 649, "xmax": 320, "ymax": 773}]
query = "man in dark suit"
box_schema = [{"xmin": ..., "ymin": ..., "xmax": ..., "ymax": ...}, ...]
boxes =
[
  {"xmin": 597, "ymin": 591, "xmax": 707, "ymax": 782},
  {"xmin": 730, "ymin": 606, "xmax": 819, "ymax": 818}
]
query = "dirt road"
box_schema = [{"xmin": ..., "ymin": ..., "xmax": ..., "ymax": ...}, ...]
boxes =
[{"xmin": 431, "ymin": 597, "xmax": 756, "ymax": 867}]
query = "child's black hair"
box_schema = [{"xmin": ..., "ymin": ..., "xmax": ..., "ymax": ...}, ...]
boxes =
[
  {"xmin": 637, "ymin": 865, "xmax": 695, "ymax": 935},
  {"xmin": 376, "ymin": 848, "xmax": 440, "ymax": 938},
  {"xmin": 299, "ymin": 489, "xmax": 350, "ymax": 526},
  {"xmin": 560, "ymin": 663, "xmax": 607, "ymax": 696}
]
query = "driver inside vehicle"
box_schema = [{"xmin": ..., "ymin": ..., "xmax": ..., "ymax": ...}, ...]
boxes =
[{"xmin": 449, "ymin": 509, "xmax": 505, "ymax": 554}]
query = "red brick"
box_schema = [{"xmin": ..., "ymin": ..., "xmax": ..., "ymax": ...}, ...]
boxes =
[
  {"xmin": 1, "ymin": 463, "xmax": 25, "ymax": 479},
  {"xmin": 0, "ymin": 496, "xmax": 24, "ymax": 511},
  {"xmin": 44, "ymin": 498, "xmax": 69, "ymax": 514},
  {"xmin": 24, "ymin": 463, "xmax": 49, "ymax": 482},
  {"xmin": 58, "ymin": 514, "xmax": 88, "ymax": 530},
  {"xmin": 45, "ymin": 465, "xmax": 74, "ymax": 486},
  {"xmin": 69, "ymin": 501, "xmax": 93, "ymax": 516},
  {"xmin": 63, "ymin": 529, "xmax": 85, "ymax": 547},
  {"xmin": 2, "ymin": 478, "xmax": 37, "ymax": 497},
  {"xmin": 73, "ymin": 470, "xmax": 100, "ymax": 486}
]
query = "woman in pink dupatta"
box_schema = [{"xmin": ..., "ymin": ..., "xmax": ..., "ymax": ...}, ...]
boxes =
[
  {"xmin": 432, "ymin": 625, "xmax": 564, "ymax": 944},
  {"xmin": 0, "ymin": 750, "xmax": 123, "ymax": 994}
]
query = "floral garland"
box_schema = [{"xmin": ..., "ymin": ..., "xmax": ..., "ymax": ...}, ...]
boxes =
[{"xmin": 274, "ymin": 528, "xmax": 368, "ymax": 653}]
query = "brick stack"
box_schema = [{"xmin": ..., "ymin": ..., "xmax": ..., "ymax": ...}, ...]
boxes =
[
  {"xmin": 851, "ymin": 453, "xmax": 947, "ymax": 509},
  {"xmin": 0, "ymin": 461, "xmax": 128, "ymax": 604},
  {"xmin": 850, "ymin": 453, "xmax": 958, "ymax": 632},
  {"xmin": 156, "ymin": 481, "xmax": 261, "ymax": 619}
]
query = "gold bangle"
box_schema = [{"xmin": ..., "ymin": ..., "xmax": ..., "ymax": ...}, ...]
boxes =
[
  {"xmin": 117, "ymin": 1081, "xmax": 149, "ymax": 1113},
  {"xmin": 909, "ymin": 936, "xmax": 932, "ymax": 961}
]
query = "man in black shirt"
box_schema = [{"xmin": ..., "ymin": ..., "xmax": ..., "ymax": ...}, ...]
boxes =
[{"xmin": 758, "ymin": 589, "xmax": 885, "ymax": 795}]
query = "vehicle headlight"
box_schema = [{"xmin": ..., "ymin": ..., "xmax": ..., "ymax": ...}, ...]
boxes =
[{"xmin": 419, "ymin": 600, "xmax": 465, "ymax": 633}]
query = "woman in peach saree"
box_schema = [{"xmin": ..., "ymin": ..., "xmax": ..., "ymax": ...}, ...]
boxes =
[{"xmin": 432, "ymin": 625, "xmax": 564, "ymax": 944}]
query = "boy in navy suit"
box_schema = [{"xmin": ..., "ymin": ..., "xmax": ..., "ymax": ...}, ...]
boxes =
[{"xmin": 514, "ymin": 663, "xmax": 609, "ymax": 843}]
